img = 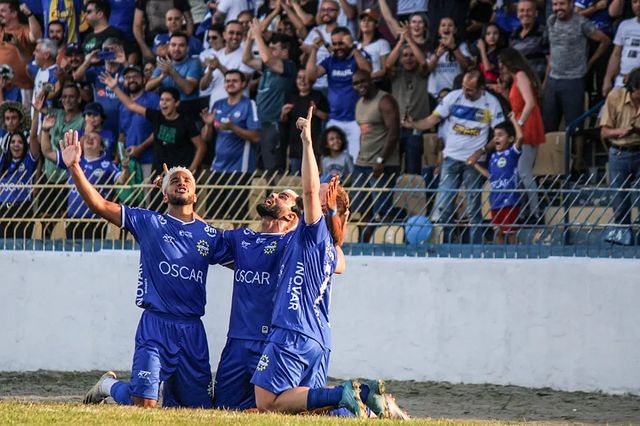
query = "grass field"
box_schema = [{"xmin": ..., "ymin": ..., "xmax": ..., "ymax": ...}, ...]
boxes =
[{"xmin": 0, "ymin": 402, "xmax": 556, "ymax": 425}]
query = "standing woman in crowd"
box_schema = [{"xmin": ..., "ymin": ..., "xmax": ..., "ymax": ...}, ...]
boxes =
[
  {"xmin": 499, "ymin": 48, "xmax": 545, "ymax": 221},
  {"xmin": 476, "ymin": 23, "xmax": 503, "ymax": 85},
  {"xmin": 380, "ymin": 0, "xmax": 430, "ymax": 50},
  {"xmin": 0, "ymin": 104, "xmax": 38, "ymax": 239},
  {"xmin": 426, "ymin": 17, "xmax": 473, "ymax": 104},
  {"xmin": 357, "ymin": 9, "xmax": 391, "ymax": 87}
]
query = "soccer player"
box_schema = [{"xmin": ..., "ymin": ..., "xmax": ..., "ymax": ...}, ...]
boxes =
[
  {"xmin": 57, "ymin": 129, "xmax": 233, "ymax": 408},
  {"xmin": 212, "ymin": 189, "xmax": 300, "ymax": 410},
  {"xmin": 249, "ymin": 106, "xmax": 386, "ymax": 417}
]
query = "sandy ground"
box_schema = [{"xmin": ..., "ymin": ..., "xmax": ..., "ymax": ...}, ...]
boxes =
[{"xmin": 1, "ymin": 371, "xmax": 639, "ymax": 424}]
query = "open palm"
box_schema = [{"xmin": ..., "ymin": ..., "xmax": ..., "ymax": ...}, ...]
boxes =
[{"xmin": 60, "ymin": 130, "xmax": 82, "ymax": 168}]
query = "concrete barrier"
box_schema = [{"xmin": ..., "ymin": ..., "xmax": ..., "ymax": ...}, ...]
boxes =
[{"xmin": 1, "ymin": 251, "xmax": 638, "ymax": 394}]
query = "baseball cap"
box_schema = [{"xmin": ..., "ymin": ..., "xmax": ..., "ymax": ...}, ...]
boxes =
[
  {"xmin": 359, "ymin": 8, "xmax": 380, "ymax": 21},
  {"xmin": 83, "ymin": 102, "xmax": 105, "ymax": 118},
  {"xmin": 65, "ymin": 43, "xmax": 82, "ymax": 55},
  {"xmin": 123, "ymin": 64, "xmax": 143, "ymax": 76}
]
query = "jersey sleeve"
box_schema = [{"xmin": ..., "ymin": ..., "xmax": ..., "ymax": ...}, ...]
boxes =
[
  {"xmin": 122, "ymin": 205, "xmax": 153, "ymax": 236},
  {"xmin": 301, "ymin": 214, "xmax": 332, "ymax": 247},
  {"xmin": 434, "ymin": 91, "xmax": 455, "ymax": 119},
  {"xmin": 209, "ymin": 229, "xmax": 233, "ymax": 265}
]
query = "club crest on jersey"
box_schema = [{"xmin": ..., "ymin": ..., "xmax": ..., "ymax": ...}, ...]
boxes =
[
  {"xmin": 204, "ymin": 224, "xmax": 217, "ymax": 237},
  {"xmin": 497, "ymin": 157, "xmax": 507, "ymax": 168},
  {"xmin": 90, "ymin": 168, "xmax": 105, "ymax": 179},
  {"xmin": 197, "ymin": 239, "xmax": 210, "ymax": 256},
  {"xmin": 256, "ymin": 354, "xmax": 269, "ymax": 371},
  {"xmin": 157, "ymin": 215, "xmax": 167, "ymax": 225},
  {"xmin": 263, "ymin": 240, "xmax": 277, "ymax": 254},
  {"xmin": 241, "ymin": 240, "xmax": 250, "ymax": 249}
]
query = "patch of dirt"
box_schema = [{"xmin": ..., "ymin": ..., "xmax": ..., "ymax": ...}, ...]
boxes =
[{"xmin": 1, "ymin": 371, "xmax": 639, "ymax": 423}]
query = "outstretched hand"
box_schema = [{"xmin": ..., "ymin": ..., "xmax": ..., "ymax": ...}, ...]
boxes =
[
  {"xmin": 326, "ymin": 175, "xmax": 339, "ymax": 212},
  {"xmin": 60, "ymin": 130, "xmax": 82, "ymax": 168},
  {"xmin": 296, "ymin": 105, "xmax": 314, "ymax": 145}
]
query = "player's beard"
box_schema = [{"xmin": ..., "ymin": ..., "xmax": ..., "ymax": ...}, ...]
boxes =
[
  {"xmin": 167, "ymin": 193, "xmax": 195, "ymax": 206},
  {"xmin": 256, "ymin": 202, "xmax": 283, "ymax": 219}
]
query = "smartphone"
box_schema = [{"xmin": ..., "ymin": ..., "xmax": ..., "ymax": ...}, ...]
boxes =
[{"xmin": 96, "ymin": 50, "xmax": 116, "ymax": 61}]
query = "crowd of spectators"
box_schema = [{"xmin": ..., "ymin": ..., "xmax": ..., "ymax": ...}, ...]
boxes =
[{"xmin": 0, "ymin": 0, "xmax": 639, "ymax": 242}]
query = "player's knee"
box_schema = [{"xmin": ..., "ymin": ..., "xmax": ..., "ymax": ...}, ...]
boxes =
[{"xmin": 132, "ymin": 396, "xmax": 158, "ymax": 408}]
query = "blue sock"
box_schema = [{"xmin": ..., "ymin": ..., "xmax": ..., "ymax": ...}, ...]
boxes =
[
  {"xmin": 110, "ymin": 381, "xmax": 133, "ymax": 405},
  {"xmin": 360, "ymin": 383, "xmax": 370, "ymax": 402},
  {"xmin": 307, "ymin": 386, "xmax": 343, "ymax": 410}
]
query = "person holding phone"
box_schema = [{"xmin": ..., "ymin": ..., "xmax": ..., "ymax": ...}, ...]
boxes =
[{"xmin": 81, "ymin": 0, "xmax": 135, "ymax": 63}]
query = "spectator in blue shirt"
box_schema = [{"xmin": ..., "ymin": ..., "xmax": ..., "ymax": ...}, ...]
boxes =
[
  {"xmin": 79, "ymin": 102, "xmax": 116, "ymax": 160},
  {"xmin": 306, "ymin": 26, "xmax": 372, "ymax": 163},
  {"xmin": 0, "ymin": 65, "xmax": 21, "ymax": 107},
  {"xmin": 73, "ymin": 37, "xmax": 127, "ymax": 139},
  {"xmin": 118, "ymin": 65, "xmax": 158, "ymax": 180},
  {"xmin": 201, "ymin": 69, "xmax": 260, "ymax": 219},
  {"xmin": 153, "ymin": 8, "xmax": 203, "ymax": 58},
  {"xmin": 146, "ymin": 32, "xmax": 203, "ymax": 116}
]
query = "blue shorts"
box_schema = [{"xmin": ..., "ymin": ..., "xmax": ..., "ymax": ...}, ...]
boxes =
[
  {"xmin": 130, "ymin": 310, "xmax": 213, "ymax": 408},
  {"xmin": 250, "ymin": 327, "xmax": 330, "ymax": 395},
  {"xmin": 213, "ymin": 338, "xmax": 265, "ymax": 409}
]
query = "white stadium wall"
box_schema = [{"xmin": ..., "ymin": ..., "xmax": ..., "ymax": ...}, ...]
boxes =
[{"xmin": 1, "ymin": 251, "xmax": 638, "ymax": 395}]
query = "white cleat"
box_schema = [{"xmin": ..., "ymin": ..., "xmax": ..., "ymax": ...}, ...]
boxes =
[
  {"xmin": 83, "ymin": 371, "xmax": 117, "ymax": 404},
  {"xmin": 384, "ymin": 394, "xmax": 410, "ymax": 420}
]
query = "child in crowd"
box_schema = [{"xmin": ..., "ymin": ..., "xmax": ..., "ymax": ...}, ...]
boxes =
[
  {"xmin": 320, "ymin": 126, "xmax": 354, "ymax": 182},
  {"xmin": 0, "ymin": 132, "xmax": 39, "ymax": 239},
  {"xmin": 471, "ymin": 113, "xmax": 524, "ymax": 245},
  {"xmin": 79, "ymin": 102, "xmax": 116, "ymax": 161},
  {"xmin": 475, "ymin": 23, "xmax": 502, "ymax": 85},
  {"xmin": 40, "ymin": 117, "xmax": 129, "ymax": 239}
]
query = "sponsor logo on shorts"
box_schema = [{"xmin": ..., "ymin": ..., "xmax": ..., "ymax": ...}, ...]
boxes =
[
  {"xmin": 261, "ymin": 326, "xmax": 269, "ymax": 334},
  {"xmin": 197, "ymin": 239, "xmax": 210, "ymax": 256},
  {"xmin": 263, "ymin": 240, "xmax": 277, "ymax": 254},
  {"xmin": 256, "ymin": 354, "xmax": 269, "ymax": 371}
]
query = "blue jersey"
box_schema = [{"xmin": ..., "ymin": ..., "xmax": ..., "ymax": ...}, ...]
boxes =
[
  {"xmin": 56, "ymin": 152, "xmax": 121, "ymax": 218},
  {"xmin": 0, "ymin": 151, "xmax": 38, "ymax": 204},
  {"xmin": 320, "ymin": 51, "xmax": 370, "ymax": 121},
  {"xmin": 270, "ymin": 216, "xmax": 337, "ymax": 349},
  {"xmin": 78, "ymin": 128, "xmax": 116, "ymax": 160},
  {"xmin": 119, "ymin": 91, "xmax": 158, "ymax": 165},
  {"xmin": 211, "ymin": 96, "xmax": 260, "ymax": 173},
  {"xmin": 223, "ymin": 228, "xmax": 292, "ymax": 341},
  {"xmin": 123, "ymin": 207, "xmax": 233, "ymax": 318},
  {"xmin": 151, "ymin": 57, "xmax": 203, "ymax": 102},
  {"xmin": 489, "ymin": 146, "xmax": 521, "ymax": 209}
]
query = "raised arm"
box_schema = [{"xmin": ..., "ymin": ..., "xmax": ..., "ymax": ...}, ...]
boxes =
[
  {"xmin": 298, "ymin": 106, "xmax": 322, "ymax": 224},
  {"xmin": 251, "ymin": 18, "xmax": 284, "ymax": 74},
  {"xmin": 39, "ymin": 114, "xmax": 59, "ymax": 162},
  {"xmin": 100, "ymin": 72, "xmax": 147, "ymax": 116},
  {"xmin": 60, "ymin": 130, "xmax": 122, "ymax": 226},
  {"xmin": 242, "ymin": 31, "xmax": 262, "ymax": 71},
  {"xmin": 378, "ymin": 0, "xmax": 400, "ymax": 37},
  {"xmin": 20, "ymin": 3, "xmax": 42, "ymax": 43},
  {"xmin": 133, "ymin": 9, "xmax": 155, "ymax": 62}
]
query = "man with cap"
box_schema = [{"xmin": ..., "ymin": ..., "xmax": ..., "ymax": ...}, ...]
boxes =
[
  {"xmin": 56, "ymin": 127, "xmax": 232, "ymax": 407},
  {"xmin": 118, "ymin": 64, "xmax": 159, "ymax": 180},
  {"xmin": 0, "ymin": 101, "xmax": 29, "ymax": 153}
]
